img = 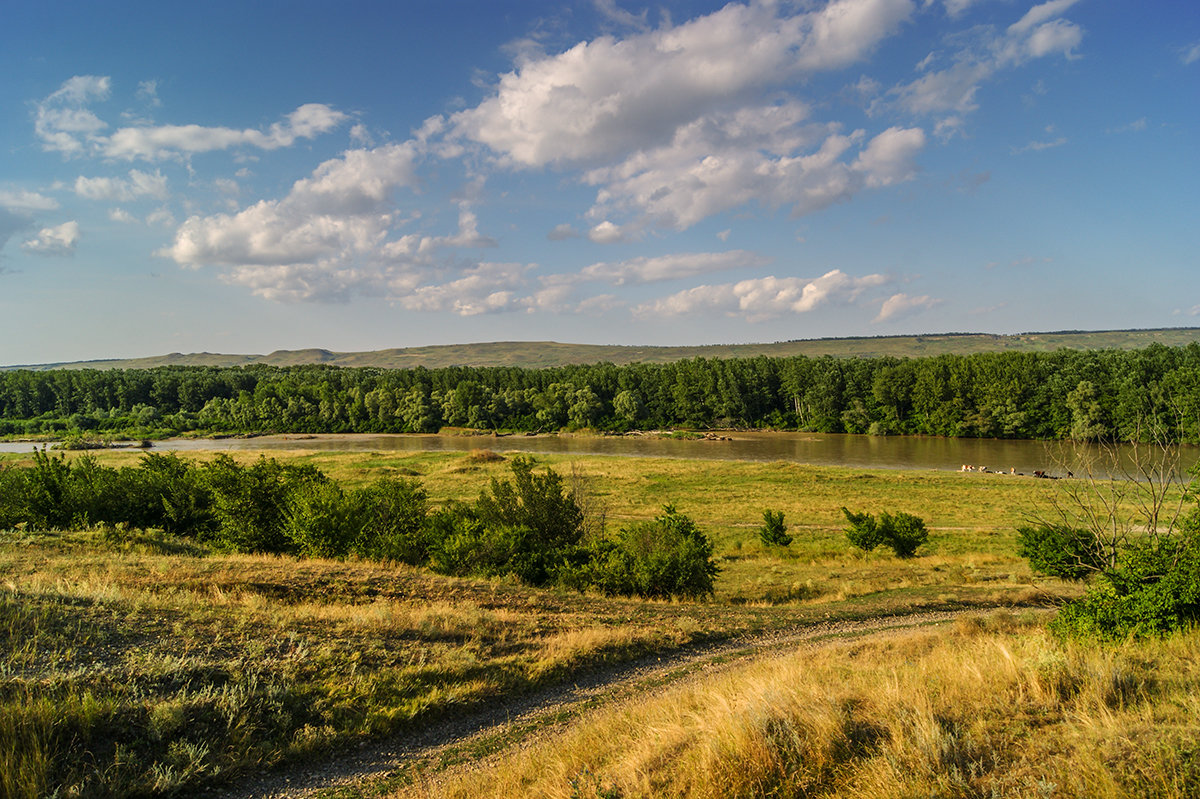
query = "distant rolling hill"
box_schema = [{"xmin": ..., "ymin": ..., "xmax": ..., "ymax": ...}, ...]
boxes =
[{"xmin": 8, "ymin": 328, "xmax": 1200, "ymax": 371}]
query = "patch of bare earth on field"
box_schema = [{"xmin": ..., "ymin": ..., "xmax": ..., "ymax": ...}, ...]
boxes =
[{"xmin": 210, "ymin": 608, "xmax": 996, "ymax": 799}]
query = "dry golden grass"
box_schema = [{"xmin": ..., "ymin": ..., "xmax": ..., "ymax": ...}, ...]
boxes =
[
  {"xmin": 404, "ymin": 612, "xmax": 1200, "ymax": 799},
  {"xmin": 3, "ymin": 530, "xmax": 789, "ymax": 798}
]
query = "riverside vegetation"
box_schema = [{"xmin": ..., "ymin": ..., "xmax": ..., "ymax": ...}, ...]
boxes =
[
  {"xmin": 8, "ymin": 344, "xmax": 1200, "ymax": 443},
  {"xmin": 2, "ymin": 443, "xmax": 1198, "ymax": 797}
]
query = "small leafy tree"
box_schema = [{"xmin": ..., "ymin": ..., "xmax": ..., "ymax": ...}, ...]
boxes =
[
  {"xmin": 758, "ymin": 509, "xmax": 792, "ymax": 547},
  {"xmin": 135, "ymin": 452, "xmax": 213, "ymax": 537},
  {"xmin": 351, "ymin": 477, "xmax": 430, "ymax": 563},
  {"xmin": 202, "ymin": 455, "xmax": 325, "ymax": 554},
  {"xmin": 0, "ymin": 464, "xmax": 24, "ymax": 529},
  {"xmin": 842, "ymin": 507, "xmax": 928, "ymax": 558},
  {"xmin": 22, "ymin": 449, "xmax": 75, "ymax": 529},
  {"xmin": 427, "ymin": 504, "xmax": 548, "ymax": 582},
  {"xmin": 285, "ymin": 480, "xmax": 357, "ymax": 559},
  {"xmin": 612, "ymin": 390, "xmax": 645, "ymax": 424},
  {"xmin": 842, "ymin": 508, "xmax": 884, "ymax": 552},
  {"xmin": 1016, "ymin": 524, "xmax": 1104, "ymax": 580},
  {"xmin": 885, "ymin": 511, "xmax": 929, "ymax": 558}
]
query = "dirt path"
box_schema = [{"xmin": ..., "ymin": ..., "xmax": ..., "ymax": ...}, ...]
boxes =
[{"xmin": 212, "ymin": 608, "xmax": 994, "ymax": 799}]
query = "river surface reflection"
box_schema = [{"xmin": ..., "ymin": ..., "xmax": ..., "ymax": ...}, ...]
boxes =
[{"xmin": 6, "ymin": 431, "xmax": 1193, "ymax": 477}]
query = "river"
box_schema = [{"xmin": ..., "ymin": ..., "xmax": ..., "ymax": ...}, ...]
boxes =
[{"xmin": 5, "ymin": 431, "xmax": 1193, "ymax": 477}]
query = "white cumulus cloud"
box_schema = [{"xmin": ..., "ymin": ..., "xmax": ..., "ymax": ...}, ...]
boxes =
[
  {"xmin": 889, "ymin": 0, "xmax": 1082, "ymax": 118},
  {"xmin": 22, "ymin": 221, "xmax": 80, "ymax": 255},
  {"xmin": 399, "ymin": 262, "xmax": 531, "ymax": 315},
  {"xmin": 34, "ymin": 76, "xmax": 347, "ymax": 162},
  {"xmin": 587, "ymin": 220, "xmax": 628, "ymax": 243},
  {"xmin": 34, "ymin": 76, "xmax": 111, "ymax": 156},
  {"xmin": 161, "ymin": 142, "xmax": 509, "ymax": 305},
  {"xmin": 586, "ymin": 107, "xmax": 925, "ymax": 230},
  {"xmin": 0, "ymin": 190, "xmax": 59, "ymax": 212},
  {"xmin": 164, "ymin": 142, "xmax": 419, "ymax": 273},
  {"xmin": 101, "ymin": 103, "xmax": 348, "ymax": 161},
  {"xmin": 452, "ymin": 0, "xmax": 914, "ymax": 168},
  {"xmin": 874, "ymin": 292, "xmax": 942, "ymax": 322},
  {"xmin": 634, "ymin": 269, "xmax": 888, "ymax": 321},
  {"xmin": 579, "ymin": 250, "xmax": 770, "ymax": 285},
  {"xmin": 74, "ymin": 169, "xmax": 169, "ymax": 201}
]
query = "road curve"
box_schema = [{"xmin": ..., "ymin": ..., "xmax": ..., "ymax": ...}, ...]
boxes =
[{"xmin": 210, "ymin": 607, "xmax": 1006, "ymax": 799}]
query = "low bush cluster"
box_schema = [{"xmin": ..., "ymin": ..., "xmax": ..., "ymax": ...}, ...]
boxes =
[
  {"xmin": 0, "ymin": 452, "xmax": 718, "ymax": 600},
  {"xmin": 842, "ymin": 507, "xmax": 929, "ymax": 558},
  {"xmin": 1020, "ymin": 520, "xmax": 1200, "ymax": 640},
  {"xmin": 572, "ymin": 505, "xmax": 719, "ymax": 599}
]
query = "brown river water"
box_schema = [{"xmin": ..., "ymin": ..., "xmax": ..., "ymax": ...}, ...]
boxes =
[{"xmin": 6, "ymin": 431, "xmax": 1194, "ymax": 477}]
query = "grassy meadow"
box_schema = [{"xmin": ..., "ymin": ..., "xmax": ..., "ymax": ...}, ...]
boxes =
[{"xmin": 3, "ymin": 446, "xmax": 1181, "ymax": 798}]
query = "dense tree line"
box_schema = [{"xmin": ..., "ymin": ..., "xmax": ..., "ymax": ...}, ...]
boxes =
[{"xmin": 4, "ymin": 343, "xmax": 1200, "ymax": 441}]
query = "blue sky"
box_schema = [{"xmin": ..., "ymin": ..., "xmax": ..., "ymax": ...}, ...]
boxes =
[{"xmin": 1, "ymin": 0, "xmax": 1197, "ymax": 365}]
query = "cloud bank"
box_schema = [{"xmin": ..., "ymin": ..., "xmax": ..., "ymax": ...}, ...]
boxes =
[{"xmin": 19, "ymin": 0, "xmax": 1086, "ymax": 330}]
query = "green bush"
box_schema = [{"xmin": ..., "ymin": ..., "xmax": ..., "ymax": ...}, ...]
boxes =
[
  {"xmin": 583, "ymin": 505, "xmax": 719, "ymax": 600},
  {"xmin": 885, "ymin": 511, "xmax": 929, "ymax": 558},
  {"xmin": 134, "ymin": 452, "xmax": 214, "ymax": 537},
  {"xmin": 22, "ymin": 449, "xmax": 76, "ymax": 529},
  {"xmin": 473, "ymin": 457, "xmax": 583, "ymax": 586},
  {"xmin": 285, "ymin": 480, "xmax": 358, "ymax": 559},
  {"xmin": 428, "ymin": 507, "xmax": 534, "ymax": 581},
  {"xmin": 1016, "ymin": 436, "xmax": 1200, "ymax": 640},
  {"xmin": 350, "ymin": 477, "xmax": 430, "ymax": 564},
  {"xmin": 842, "ymin": 508, "xmax": 884, "ymax": 552},
  {"xmin": 1050, "ymin": 528, "xmax": 1200, "ymax": 640},
  {"xmin": 758, "ymin": 509, "xmax": 792, "ymax": 547},
  {"xmin": 202, "ymin": 455, "xmax": 324, "ymax": 554},
  {"xmin": 0, "ymin": 465, "xmax": 26, "ymax": 529},
  {"xmin": 842, "ymin": 507, "xmax": 928, "ymax": 558},
  {"xmin": 1016, "ymin": 524, "xmax": 1106, "ymax": 580}
]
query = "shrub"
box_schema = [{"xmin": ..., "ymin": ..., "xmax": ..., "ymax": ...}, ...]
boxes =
[
  {"xmin": 1050, "ymin": 527, "xmax": 1200, "ymax": 640},
  {"xmin": 428, "ymin": 509, "xmax": 533, "ymax": 581},
  {"xmin": 1019, "ymin": 434, "xmax": 1200, "ymax": 640},
  {"xmin": 285, "ymin": 480, "xmax": 358, "ymax": 559},
  {"xmin": 134, "ymin": 452, "xmax": 213, "ymax": 537},
  {"xmin": 0, "ymin": 465, "xmax": 26, "ymax": 529},
  {"xmin": 22, "ymin": 449, "xmax": 76, "ymax": 529},
  {"xmin": 474, "ymin": 457, "xmax": 583, "ymax": 586},
  {"xmin": 350, "ymin": 477, "xmax": 430, "ymax": 564},
  {"xmin": 842, "ymin": 507, "xmax": 928, "ymax": 558},
  {"xmin": 758, "ymin": 509, "xmax": 792, "ymax": 547},
  {"xmin": 584, "ymin": 505, "xmax": 719, "ymax": 600},
  {"xmin": 842, "ymin": 508, "xmax": 884, "ymax": 552},
  {"xmin": 202, "ymin": 456, "xmax": 325, "ymax": 554},
  {"xmin": 884, "ymin": 511, "xmax": 929, "ymax": 558},
  {"xmin": 1016, "ymin": 524, "xmax": 1105, "ymax": 580}
]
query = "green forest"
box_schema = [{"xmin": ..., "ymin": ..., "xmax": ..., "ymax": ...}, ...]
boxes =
[{"xmin": 4, "ymin": 343, "xmax": 1200, "ymax": 442}]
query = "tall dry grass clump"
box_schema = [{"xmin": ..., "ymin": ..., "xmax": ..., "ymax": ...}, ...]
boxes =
[{"xmin": 408, "ymin": 612, "xmax": 1200, "ymax": 799}]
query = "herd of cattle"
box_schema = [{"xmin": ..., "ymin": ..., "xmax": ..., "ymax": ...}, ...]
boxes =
[{"xmin": 959, "ymin": 465, "xmax": 1071, "ymax": 479}]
